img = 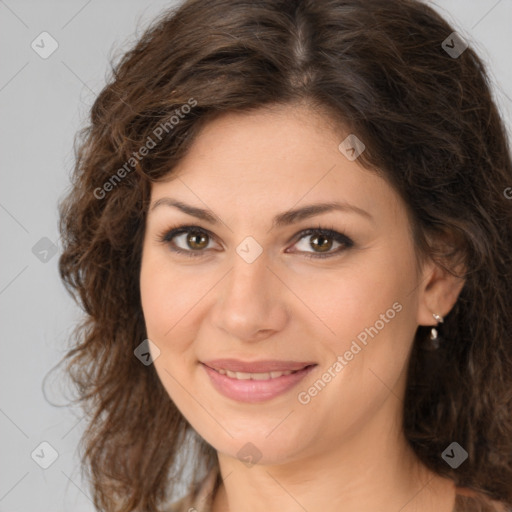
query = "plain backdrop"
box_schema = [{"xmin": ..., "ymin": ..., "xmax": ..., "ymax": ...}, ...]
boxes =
[{"xmin": 1, "ymin": 1, "xmax": 511, "ymax": 511}]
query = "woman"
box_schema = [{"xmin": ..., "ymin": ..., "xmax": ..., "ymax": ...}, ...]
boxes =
[{"xmin": 57, "ymin": 0, "xmax": 512, "ymax": 511}]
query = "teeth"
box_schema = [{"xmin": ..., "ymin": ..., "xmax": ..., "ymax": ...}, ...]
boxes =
[
  {"xmin": 270, "ymin": 370, "xmax": 291, "ymax": 378},
  {"xmin": 217, "ymin": 369, "xmax": 295, "ymax": 380}
]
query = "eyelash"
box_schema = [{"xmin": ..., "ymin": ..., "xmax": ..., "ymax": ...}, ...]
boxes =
[{"xmin": 156, "ymin": 224, "xmax": 354, "ymax": 260}]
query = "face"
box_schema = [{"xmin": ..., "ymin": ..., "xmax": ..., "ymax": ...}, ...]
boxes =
[{"xmin": 139, "ymin": 104, "xmax": 438, "ymax": 466}]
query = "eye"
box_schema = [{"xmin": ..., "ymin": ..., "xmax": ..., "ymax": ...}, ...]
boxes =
[
  {"xmin": 288, "ymin": 226, "xmax": 354, "ymax": 259},
  {"xmin": 156, "ymin": 224, "xmax": 354, "ymax": 259},
  {"xmin": 157, "ymin": 225, "xmax": 217, "ymax": 258}
]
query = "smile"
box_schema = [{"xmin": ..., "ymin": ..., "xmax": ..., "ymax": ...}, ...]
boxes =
[
  {"xmin": 201, "ymin": 362, "xmax": 317, "ymax": 403},
  {"xmin": 213, "ymin": 368, "xmax": 296, "ymax": 380}
]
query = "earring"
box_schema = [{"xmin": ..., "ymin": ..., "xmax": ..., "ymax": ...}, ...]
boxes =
[{"xmin": 428, "ymin": 312, "xmax": 444, "ymax": 350}]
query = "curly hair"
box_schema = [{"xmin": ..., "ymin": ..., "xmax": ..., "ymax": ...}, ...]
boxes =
[{"xmin": 56, "ymin": 0, "xmax": 512, "ymax": 510}]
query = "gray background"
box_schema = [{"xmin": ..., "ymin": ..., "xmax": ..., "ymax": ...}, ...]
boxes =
[{"xmin": 1, "ymin": 1, "xmax": 511, "ymax": 511}]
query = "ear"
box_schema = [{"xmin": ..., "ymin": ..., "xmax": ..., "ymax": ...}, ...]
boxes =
[{"xmin": 416, "ymin": 257, "xmax": 466, "ymax": 326}]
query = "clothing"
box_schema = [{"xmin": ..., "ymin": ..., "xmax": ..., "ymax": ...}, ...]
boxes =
[{"xmin": 167, "ymin": 466, "xmax": 510, "ymax": 512}]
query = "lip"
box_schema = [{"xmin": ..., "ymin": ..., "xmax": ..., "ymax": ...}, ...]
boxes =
[
  {"xmin": 202, "ymin": 358, "xmax": 316, "ymax": 373},
  {"xmin": 201, "ymin": 360, "xmax": 317, "ymax": 403}
]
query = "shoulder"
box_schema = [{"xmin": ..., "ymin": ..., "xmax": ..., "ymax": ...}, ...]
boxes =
[
  {"xmin": 168, "ymin": 467, "xmax": 219, "ymax": 512},
  {"xmin": 455, "ymin": 487, "xmax": 511, "ymax": 512}
]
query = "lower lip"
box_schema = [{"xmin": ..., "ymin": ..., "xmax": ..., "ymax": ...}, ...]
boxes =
[{"xmin": 201, "ymin": 363, "xmax": 316, "ymax": 403}]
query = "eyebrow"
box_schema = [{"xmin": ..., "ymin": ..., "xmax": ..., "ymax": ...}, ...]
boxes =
[{"xmin": 149, "ymin": 198, "xmax": 373, "ymax": 227}]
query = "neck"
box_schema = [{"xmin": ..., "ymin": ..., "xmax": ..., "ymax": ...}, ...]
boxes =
[{"xmin": 212, "ymin": 396, "xmax": 456, "ymax": 512}]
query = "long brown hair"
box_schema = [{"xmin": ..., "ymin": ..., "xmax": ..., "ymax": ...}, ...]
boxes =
[{"xmin": 56, "ymin": 0, "xmax": 512, "ymax": 510}]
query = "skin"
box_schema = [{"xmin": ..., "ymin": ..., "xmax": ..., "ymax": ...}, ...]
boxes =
[{"xmin": 139, "ymin": 103, "xmax": 466, "ymax": 512}]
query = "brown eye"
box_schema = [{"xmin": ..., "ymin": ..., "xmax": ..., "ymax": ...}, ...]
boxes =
[
  {"xmin": 291, "ymin": 228, "xmax": 354, "ymax": 259},
  {"xmin": 309, "ymin": 234, "xmax": 333, "ymax": 253},
  {"xmin": 186, "ymin": 230, "xmax": 209, "ymax": 250},
  {"xmin": 160, "ymin": 226, "xmax": 216, "ymax": 257}
]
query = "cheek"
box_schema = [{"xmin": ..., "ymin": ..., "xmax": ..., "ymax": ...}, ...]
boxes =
[
  {"xmin": 299, "ymin": 251, "xmax": 419, "ymax": 424},
  {"xmin": 140, "ymin": 258, "xmax": 170, "ymax": 340},
  {"xmin": 139, "ymin": 253, "xmax": 201, "ymax": 405},
  {"xmin": 139, "ymin": 250, "xmax": 206, "ymax": 343},
  {"xmin": 295, "ymin": 257, "xmax": 417, "ymax": 438},
  {"xmin": 302, "ymin": 248, "xmax": 416, "ymax": 348}
]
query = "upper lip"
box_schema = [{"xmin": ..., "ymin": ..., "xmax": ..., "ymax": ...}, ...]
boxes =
[{"xmin": 202, "ymin": 359, "xmax": 316, "ymax": 373}]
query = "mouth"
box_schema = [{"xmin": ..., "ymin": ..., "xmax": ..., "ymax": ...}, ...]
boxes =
[
  {"xmin": 210, "ymin": 367, "xmax": 304, "ymax": 380},
  {"xmin": 201, "ymin": 358, "xmax": 316, "ymax": 373},
  {"xmin": 200, "ymin": 360, "xmax": 317, "ymax": 403}
]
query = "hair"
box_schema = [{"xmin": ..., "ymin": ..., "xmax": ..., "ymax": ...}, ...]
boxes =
[{"xmin": 56, "ymin": 0, "xmax": 512, "ymax": 510}]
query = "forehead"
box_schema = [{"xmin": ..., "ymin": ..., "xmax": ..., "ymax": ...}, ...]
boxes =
[{"xmin": 149, "ymin": 105, "xmax": 405, "ymax": 227}]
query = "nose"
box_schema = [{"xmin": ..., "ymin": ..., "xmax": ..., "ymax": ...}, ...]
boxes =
[{"xmin": 210, "ymin": 251, "xmax": 289, "ymax": 342}]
